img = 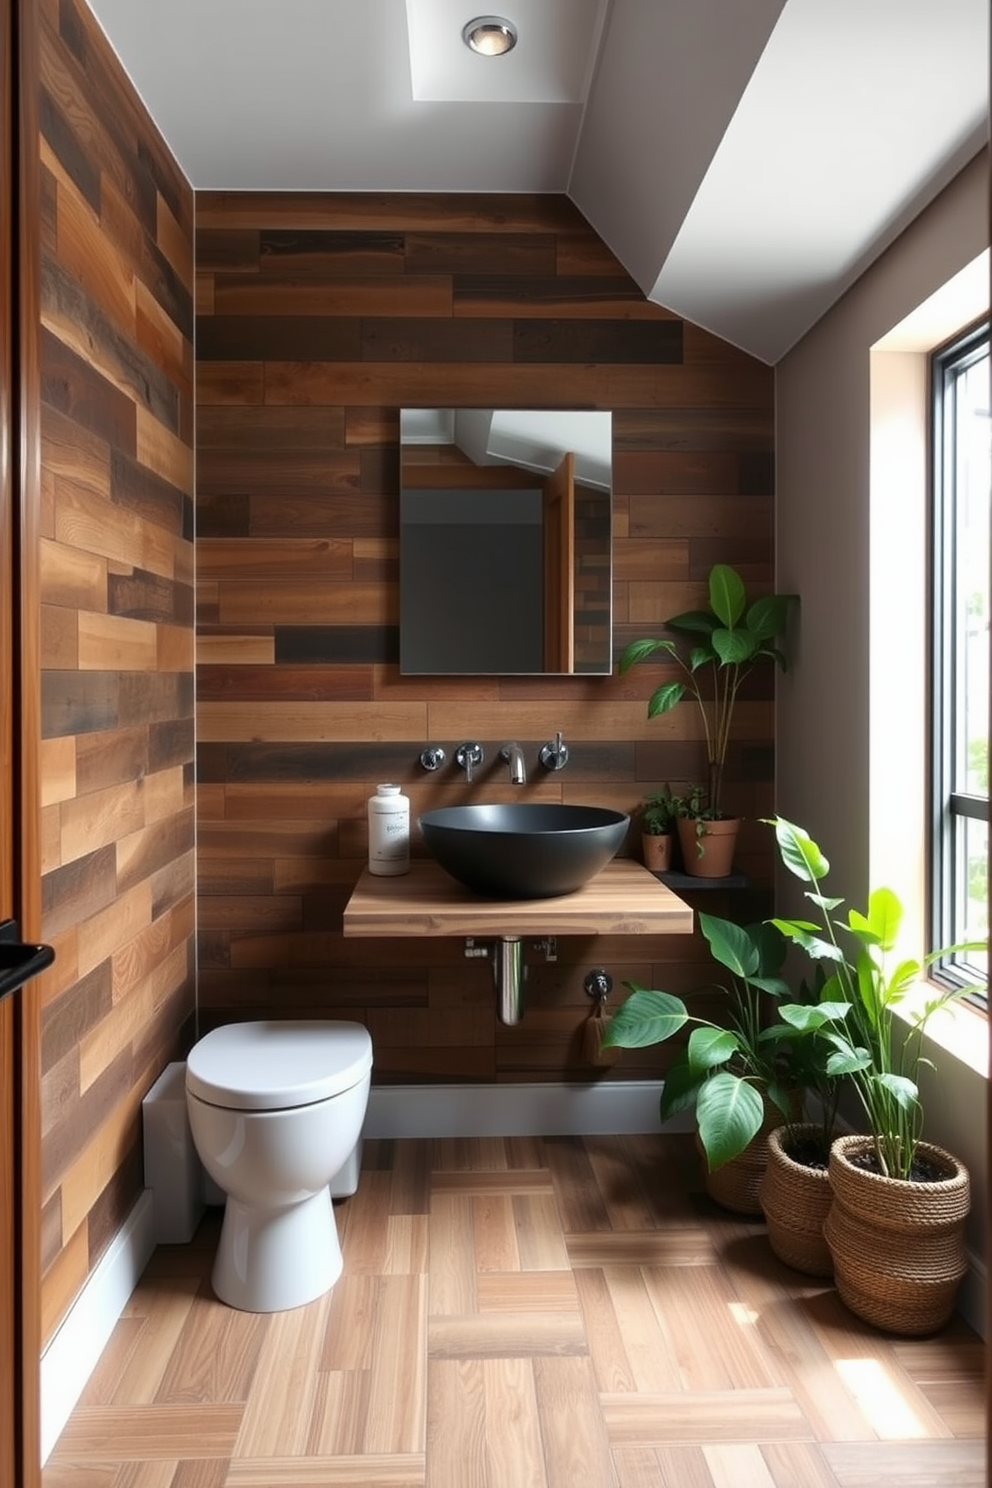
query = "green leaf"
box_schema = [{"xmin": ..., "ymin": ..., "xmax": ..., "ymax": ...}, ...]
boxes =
[
  {"xmin": 846, "ymin": 909, "xmax": 881, "ymax": 947},
  {"xmin": 658, "ymin": 1049, "xmax": 703, "ymax": 1120},
  {"xmin": 921, "ymin": 937, "xmax": 986, "ymax": 968},
  {"xmin": 745, "ymin": 593, "xmax": 795, "ymax": 639},
  {"xmin": 695, "ymin": 1072, "xmax": 764, "ymax": 1170},
  {"xmin": 689, "ymin": 645, "xmax": 715, "ymax": 671},
  {"xmin": 618, "ymin": 637, "xmax": 675, "ymax": 673},
  {"xmin": 876, "ymin": 1071, "xmax": 919, "ymax": 1110},
  {"xmin": 886, "ymin": 958, "xmax": 921, "ymax": 1001},
  {"xmin": 819, "ymin": 971, "xmax": 852, "ymax": 1004},
  {"xmin": 699, "ymin": 914, "xmax": 759, "ymax": 978},
  {"xmin": 816, "ymin": 1000, "xmax": 853, "ymax": 1022},
  {"xmin": 855, "ymin": 947, "xmax": 882, "ymax": 1023},
  {"xmin": 826, "ymin": 1046, "xmax": 871, "ymax": 1076},
  {"xmin": 664, "ymin": 609, "xmax": 717, "ymax": 635},
  {"xmin": 711, "ymin": 627, "xmax": 758, "ymax": 664},
  {"xmin": 768, "ymin": 919, "xmax": 845, "ymax": 962},
  {"xmin": 708, "ymin": 564, "xmax": 746, "ymax": 627},
  {"xmin": 866, "ymin": 887, "xmax": 902, "ymax": 951},
  {"xmin": 601, "ymin": 989, "xmax": 688, "ymax": 1049},
  {"xmin": 765, "ymin": 1079, "xmax": 796, "ymax": 1121},
  {"xmin": 647, "ymin": 681, "xmax": 686, "ymax": 717},
  {"xmin": 805, "ymin": 893, "xmax": 845, "ymax": 911},
  {"xmin": 748, "ymin": 920, "xmax": 787, "ymax": 976},
  {"xmin": 746, "ymin": 975, "xmax": 791, "ymax": 997},
  {"xmin": 768, "ymin": 817, "xmax": 830, "ymax": 883},
  {"xmin": 686, "ymin": 1025, "xmax": 738, "ymax": 1074},
  {"xmin": 778, "ymin": 1002, "xmax": 849, "ymax": 1033}
]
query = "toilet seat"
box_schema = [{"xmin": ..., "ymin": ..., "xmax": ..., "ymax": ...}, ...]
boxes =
[{"xmin": 186, "ymin": 1020, "xmax": 373, "ymax": 1111}]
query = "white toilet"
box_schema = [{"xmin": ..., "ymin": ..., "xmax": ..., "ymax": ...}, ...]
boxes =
[{"xmin": 185, "ymin": 1019, "xmax": 373, "ymax": 1313}]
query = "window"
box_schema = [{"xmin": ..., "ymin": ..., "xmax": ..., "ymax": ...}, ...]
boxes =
[{"xmin": 930, "ymin": 321, "xmax": 990, "ymax": 993}]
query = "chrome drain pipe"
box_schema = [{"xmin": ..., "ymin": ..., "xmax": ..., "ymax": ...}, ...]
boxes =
[{"xmin": 493, "ymin": 937, "xmax": 525, "ymax": 1026}]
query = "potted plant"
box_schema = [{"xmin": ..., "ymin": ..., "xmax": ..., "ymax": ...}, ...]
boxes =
[
  {"xmin": 668, "ymin": 783, "xmax": 736, "ymax": 879},
  {"xmin": 618, "ymin": 563, "xmax": 796, "ymax": 877},
  {"xmin": 767, "ymin": 815, "xmax": 985, "ymax": 1333},
  {"xmin": 602, "ymin": 912, "xmax": 819, "ymax": 1215},
  {"xmin": 639, "ymin": 787, "xmax": 676, "ymax": 872}
]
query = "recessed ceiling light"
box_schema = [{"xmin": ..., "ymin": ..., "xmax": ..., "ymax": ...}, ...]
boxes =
[{"xmin": 462, "ymin": 16, "xmax": 517, "ymax": 57}]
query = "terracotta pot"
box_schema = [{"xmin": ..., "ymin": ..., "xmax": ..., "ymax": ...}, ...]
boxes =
[
  {"xmin": 824, "ymin": 1134, "xmax": 971, "ymax": 1335},
  {"xmin": 759, "ymin": 1124, "xmax": 834, "ymax": 1277},
  {"xmin": 641, "ymin": 832, "xmax": 673, "ymax": 873},
  {"xmin": 676, "ymin": 816, "xmax": 739, "ymax": 878}
]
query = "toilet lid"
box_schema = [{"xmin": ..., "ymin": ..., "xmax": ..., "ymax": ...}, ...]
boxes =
[{"xmin": 186, "ymin": 1020, "xmax": 373, "ymax": 1111}]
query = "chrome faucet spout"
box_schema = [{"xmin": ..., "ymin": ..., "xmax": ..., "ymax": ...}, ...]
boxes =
[{"xmin": 500, "ymin": 742, "xmax": 527, "ymax": 785}]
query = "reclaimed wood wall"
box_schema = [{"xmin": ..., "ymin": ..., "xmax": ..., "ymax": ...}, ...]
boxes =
[
  {"xmin": 35, "ymin": 0, "xmax": 195, "ymax": 1345},
  {"xmin": 195, "ymin": 193, "xmax": 777, "ymax": 1083}
]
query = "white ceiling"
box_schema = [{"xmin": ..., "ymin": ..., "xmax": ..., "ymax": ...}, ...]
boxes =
[{"xmin": 86, "ymin": 0, "xmax": 989, "ymax": 364}]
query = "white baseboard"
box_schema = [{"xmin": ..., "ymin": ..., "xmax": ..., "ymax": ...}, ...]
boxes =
[
  {"xmin": 956, "ymin": 1249, "xmax": 986, "ymax": 1339},
  {"xmin": 40, "ymin": 1189, "xmax": 156, "ymax": 1465},
  {"xmin": 364, "ymin": 1079, "xmax": 682, "ymax": 1138}
]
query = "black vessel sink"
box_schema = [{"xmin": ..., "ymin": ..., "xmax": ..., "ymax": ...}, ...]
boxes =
[{"xmin": 418, "ymin": 803, "xmax": 630, "ymax": 899}]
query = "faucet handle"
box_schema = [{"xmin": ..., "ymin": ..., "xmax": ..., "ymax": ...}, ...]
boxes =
[
  {"xmin": 455, "ymin": 741, "xmax": 484, "ymax": 783},
  {"xmin": 539, "ymin": 731, "xmax": 569, "ymax": 771},
  {"xmin": 419, "ymin": 746, "xmax": 446, "ymax": 772}
]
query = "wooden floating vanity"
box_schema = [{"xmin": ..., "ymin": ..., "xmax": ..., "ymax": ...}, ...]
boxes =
[{"xmin": 343, "ymin": 858, "xmax": 694, "ymax": 939}]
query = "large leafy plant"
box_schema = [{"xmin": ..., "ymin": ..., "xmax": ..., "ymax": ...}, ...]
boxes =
[
  {"xmin": 618, "ymin": 563, "xmax": 796, "ymax": 816},
  {"xmin": 601, "ymin": 913, "xmax": 836, "ymax": 1171},
  {"xmin": 767, "ymin": 816, "xmax": 986, "ymax": 1181}
]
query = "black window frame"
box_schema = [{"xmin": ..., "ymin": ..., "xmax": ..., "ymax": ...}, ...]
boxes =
[{"xmin": 928, "ymin": 317, "xmax": 990, "ymax": 1000}]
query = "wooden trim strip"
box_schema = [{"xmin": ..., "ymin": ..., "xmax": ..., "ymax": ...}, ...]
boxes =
[
  {"xmin": 16, "ymin": 0, "xmax": 44, "ymax": 1480},
  {"xmin": 0, "ymin": 6, "xmax": 14, "ymax": 1480}
]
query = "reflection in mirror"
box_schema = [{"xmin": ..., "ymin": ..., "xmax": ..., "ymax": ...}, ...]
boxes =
[{"xmin": 400, "ymin": 409, "xmax": 612, "ymax": 675}]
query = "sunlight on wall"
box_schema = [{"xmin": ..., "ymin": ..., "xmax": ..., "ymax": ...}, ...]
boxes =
[{"xmin": 868, "ymin": 250, "xmax": 989, "ymax": 1036}]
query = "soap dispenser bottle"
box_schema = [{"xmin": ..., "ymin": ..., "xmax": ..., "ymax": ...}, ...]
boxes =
[{"xmin": 368, "ymin": 783, "xmax": 410, "ymax": 875}]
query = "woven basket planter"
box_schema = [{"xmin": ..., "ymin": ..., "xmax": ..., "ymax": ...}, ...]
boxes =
[
  {"xmin": 758, "ymin": 1124, "xmax": 834, "ymax": 1277},
  {"xmin": 824, "ymin": 1134, "xmax": 971, "ymax": 1335},
  {"xmin": 696, "ymin": 1095, "xmax": 796, "ymax": 1217}
]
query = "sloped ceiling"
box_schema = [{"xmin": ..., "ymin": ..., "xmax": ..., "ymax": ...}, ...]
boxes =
[{"xmin": 86, "ymin": 0, "xmax": 989, "ymax": 364}]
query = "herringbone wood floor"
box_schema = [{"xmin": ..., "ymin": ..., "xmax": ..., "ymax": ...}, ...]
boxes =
[{"xmin": 44, "ymin": 1134, "xmax": 986, "ymax": 1487}]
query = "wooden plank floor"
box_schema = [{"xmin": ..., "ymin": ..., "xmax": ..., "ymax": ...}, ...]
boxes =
[{"xmin": 45, "ymin": 1134, "xmax": 986, "ymax": 1487}]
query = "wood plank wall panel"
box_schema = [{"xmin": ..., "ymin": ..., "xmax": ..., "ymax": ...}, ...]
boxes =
[
  {"xmin": 36, "ymin": 0, "xmax": 194, "ymax": 1347},
  {"xmin": 194, "ymin": 192, "xmax": 776, "ymax": 1086}
]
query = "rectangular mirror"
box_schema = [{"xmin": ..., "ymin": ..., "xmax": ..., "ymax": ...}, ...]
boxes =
[{"xmin": 400, "ymin": 408, "xmax": 612, "ymax": 675}]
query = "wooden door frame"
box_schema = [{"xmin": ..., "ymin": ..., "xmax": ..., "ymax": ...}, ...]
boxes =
[
  {"xmin": 12, "ymin": 0, "xmax": 43, "ymax": 1479},
  {"xmin": 0, "ymin": 0, "xmax": 15, "ymax": 1478}
]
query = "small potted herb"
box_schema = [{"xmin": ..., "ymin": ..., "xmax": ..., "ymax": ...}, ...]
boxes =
[
  {"xmin": 639, "ymin": 788, "xmax": 676, "ymax": 873},
  {"xmin": 668, "ymin": 783, "xmax": 736, "ymax": 878}
]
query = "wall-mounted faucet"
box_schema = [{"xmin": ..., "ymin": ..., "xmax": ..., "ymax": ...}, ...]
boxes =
[
  {"xmin": 455, "ymin": 741, "xmax": 484, "ymax": 783},
  {"xmin": 500, "ymin": 742, "xmax": 526, "ymax": 785}
]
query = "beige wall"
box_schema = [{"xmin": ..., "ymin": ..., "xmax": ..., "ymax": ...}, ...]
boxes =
[{"xmin": 775, "ymin": 149, "xmax": 989, "ymax": 1269}]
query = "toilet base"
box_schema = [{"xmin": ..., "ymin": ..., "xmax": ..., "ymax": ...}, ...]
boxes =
[{"xmin": 212, "ymin": 1187, "xmax": 343, "ymax": 1312}]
